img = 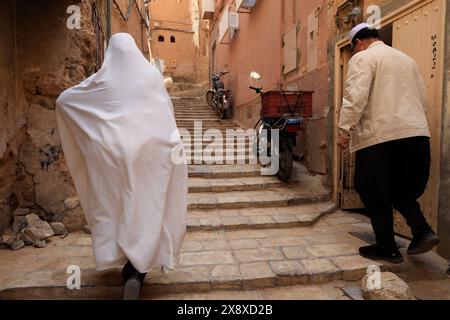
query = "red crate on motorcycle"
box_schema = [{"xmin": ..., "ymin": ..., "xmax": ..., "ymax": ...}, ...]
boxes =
[{"xmin": 260, "ymin": 91, "xmax": 313, "ymax": 118}]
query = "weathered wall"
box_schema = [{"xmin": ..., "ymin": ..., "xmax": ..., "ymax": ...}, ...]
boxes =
[
  {"xmin": 111, "ymin": 0, "xmax": 148, "ymax": 54},
  {"xmin": 150, "ymin": 0, "xmax": 209, "ymax": 82},
  {"xmin": 0, "ymin": 0, "xmax": 102, "ymax": 235},
  {"xmin": 438, "ymin": 0, "xmax": 450, "ymax": 259},
  {"xmin": 281, "ymin": 1, "xmax": 329, "ymax": 174},
  {"xmin": 196, "ymin": 19, "xmax": 211, "ymax": 83},
  {"xmin": 16, "ymin": 0, "xmax": 100, "ymax": 231},
  {"xmin": 0, "ymin": 0, "xmax": 19, "ymax": 234}
]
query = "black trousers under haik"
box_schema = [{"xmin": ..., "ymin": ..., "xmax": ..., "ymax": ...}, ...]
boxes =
[{"xmin": 354, "ymin": 136, "xmax": 433, "ymax": 252}]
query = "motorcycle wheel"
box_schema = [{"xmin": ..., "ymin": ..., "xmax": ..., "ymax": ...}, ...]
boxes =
[
  {"xmin": 206, "ymin": 91, "xmax": 215, "ymax": 108},
  {"xmin": 277, "ymin": 145, "xmax": 293, "ymax": 182},
  {"xmin": 220, "ymin": 100, "xmax": 232, "ymax": 119}
]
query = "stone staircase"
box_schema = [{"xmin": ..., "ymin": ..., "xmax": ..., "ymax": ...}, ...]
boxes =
[
  {"xmin": 172, "ymin": 83, "xmax": 334, "ymax": 232},
  {"xmin": 0, "ymin": 82, "xmax": 385, "ymax": 299}
]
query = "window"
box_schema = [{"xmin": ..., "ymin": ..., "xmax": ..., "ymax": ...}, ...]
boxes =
[
  {"xmin": 170, "ymin": 36, "xmax": 176, "ymax": 43},
  {"xmin": 283, "ymin": 26, "xmax": 297, "ymax": 74},
  {"xmin": 158, "ymin": 35, "xmax": 165, "ymax": 42}
]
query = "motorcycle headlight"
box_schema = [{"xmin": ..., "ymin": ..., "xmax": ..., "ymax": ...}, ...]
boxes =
[{"xmin": 258, "ymin": 124, "xmax": 265, "ymax": 136}]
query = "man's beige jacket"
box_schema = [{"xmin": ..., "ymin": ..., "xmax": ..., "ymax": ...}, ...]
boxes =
[{"xmin": 339, "ymin": 41, "xmax": 430, "ymax": 152}]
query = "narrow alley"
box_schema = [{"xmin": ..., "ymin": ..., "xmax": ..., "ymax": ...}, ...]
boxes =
[
  {"xmin": 1, "ymin": 0, "xmax": 450, "ymax": 305},
  {"xmin": 0, "ymin": 81, "xmax": 448, "ymax": 300}
]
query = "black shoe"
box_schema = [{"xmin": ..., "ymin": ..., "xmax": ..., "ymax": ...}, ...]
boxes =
[
  {"xmin": 359, "ymin": 245, "xmax": 404, "ymax": 264},
  {"xmin": 122, "ymin": 275, "xmax": 142, "ymax": 300},
  {"xmin": 121, "ymin": 261, "xmax": 134, "ymax": 283},
  {"xmin": 121, "ymin": 261, "xmax": 147, "ymax": 300},
  {"xmin": 407, "ymin": 231, "xmax": 440, "ymax": 255}
]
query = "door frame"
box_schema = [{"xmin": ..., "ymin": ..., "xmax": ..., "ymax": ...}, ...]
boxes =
[{"xmin": 332, "ymin": 0, "xmax": 446, "ymax": 216}]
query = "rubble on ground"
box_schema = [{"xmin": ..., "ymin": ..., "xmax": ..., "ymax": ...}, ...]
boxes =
[
  {"xmin": 362, "ymin": 271, "xmax": 414, "ymax": 300},
  {"xmin": 0, "ymin": 208, "xmax": 68, "ymax": 250}
]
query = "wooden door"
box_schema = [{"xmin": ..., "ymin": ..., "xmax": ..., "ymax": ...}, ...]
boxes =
[
  {"xmin": 392, "ymin": 0, "xmax": 444, "ymax": 236},
  {"xmin": 339, "ymin": 46, "xmax": 365, "ymax": 209}
]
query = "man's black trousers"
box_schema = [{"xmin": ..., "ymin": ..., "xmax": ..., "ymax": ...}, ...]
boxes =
[{"xmin": 354, "ymin": 136, "xmax": 433, "ymax": 252}]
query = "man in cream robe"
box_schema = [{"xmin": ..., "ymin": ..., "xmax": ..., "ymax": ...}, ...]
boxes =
[{"xmin": 338, "ymin": 24, "xmax": 439, "ymax": 264}]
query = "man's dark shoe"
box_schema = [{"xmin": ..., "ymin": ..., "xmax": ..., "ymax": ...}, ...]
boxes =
[
  {"xmin": 407, "ymin": 231, "xmax": 440, "ymax": 255},
  {"xmin": 359, "ymin": 245, "xmax": 404, "ymax": 264},
  {"xmin": 122, "ymin": 275, "xmax": 143, "ymax": 300},
  {"xmin": 121, "ymin": 261, "xmax": 147, "ymax": 300},
  {"xmin": 121, "ymin": 261, "xmax": 134, "ymax": 283}
]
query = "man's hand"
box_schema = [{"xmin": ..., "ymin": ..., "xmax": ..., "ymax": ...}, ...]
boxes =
[{"xmin": 337, "ymin": 136, "xmax": 350, "ymax": 149}]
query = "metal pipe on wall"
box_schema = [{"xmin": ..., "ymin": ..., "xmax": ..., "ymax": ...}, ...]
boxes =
[{"xmin": 106, "ymin": 0, "xmax": 112, "ymax": 42}]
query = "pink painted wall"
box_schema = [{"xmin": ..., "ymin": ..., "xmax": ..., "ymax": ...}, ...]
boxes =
[
  {"xmin": 210, "ymin": 0, "xmax": 329, "ymax": 173},
  {"xmin": 212, "ymin": 0, "xmax": 283, "ymax": 128},
  {"xmin": 281, "ymin": 0, "xmax": 330, "ymax": 173}
]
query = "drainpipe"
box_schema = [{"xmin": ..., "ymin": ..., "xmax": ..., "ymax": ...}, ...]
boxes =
[
  {"xmin": 106, "ymin": 0, "xmax": 112, "ymax": 43},
  {"xmin": 279, "ymin": 0, "xmax": 284, "ymax": 89}
]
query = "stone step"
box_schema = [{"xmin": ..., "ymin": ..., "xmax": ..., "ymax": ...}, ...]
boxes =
[
  {"xmin": 186, "ymin": 156, "xmax": 258, "ymax": 165},
  {"xmin": 172, "ymin": 102, "xmax": 207, "ymax": 107},
  {"xmin": 173, "ymin": 105, "xmax": 212, "ymax": 109},
  {"xmin": 141, "ymin": 281, "xmax": 356, "ymax": 300},
  {"xmin": 175, "ymin": 114, "xmax": 219, "ymax": 122},
  {"xmin": 187, "ymin": 161, "xmax": 259, "ymax": 166},
  {"xmin": 173, "ymin": 106, "xmax": 211, "ymax": 110},
  {"xmin": 178, "ymin": 129, "xmax": 243, "ymax": 134},
  {"xmin": 174, "ymin": 109, "xmax": 215, "ymax": 112},
  {"xmin": 176, "ymin": 120, "xmax": 236, "ymax": 124},
  {"xmin": 0, "ymin": 218, "xmax": 380, "ymax": 298},
  {"xmin": 188, "ymin": 164, "xmax": 261, "ymax": 178},
  {"xmin": 187, "ymin": 201, "xmax": 338, "ymax": 231},
  {"xmin": 173, "ymin": 104, "xmax": 212, "ymax": 107},
  {"xmin": 178, "ymin": 123, "xmax": 240, "ymax": 126},
  {"xmin": 183, "ymin": 143, "xmax": 251, "ymax": 148},
  {"xmin": 173, "ymin": 105, "xmax": 213, "ymax": 109},
  {"xmin": 169, "ymin": 89, "xmax": 206, "ymax": 97},
  {"xmin": 174, "ymin": 110, "xmax": 216, "ymax": 114},
  {"xmin": 168, "ymin": 82, "xmax": 208, "ymax": 92},
  {"xmin": 175, "ymin": 112, "xmax": 221, "ymax": 122},
  {"xmin": 188, "ymin": 176, "xmax": 283, "ymax": 193},
  {"xmin": 174, "ymin": 114, "xmax": 219, "ymax": 118},
  {"xmin": 183, "ymin": 138, "xmax": 255, "ymax": 144},
  {"xmin": 174, "ymin": 108, "xmax": 217, "ymax": 112},
  {"xmin": 182, "ymin": 141, "xmax": 256, "ymax": 146},
  {"xmin": 178, "ymin": 125, "xmax": 239, "ymax": 129},
  {"xmin": 171, "ymin": 96, "xmax": 205, "ymax": 101},
  {"xmin": 172, "ymin": 103, "xmax": 210, "ymax": 106},
  {"xmin": 177, "ymin": 126, "xmax": 239, "ymax": 130},
  {"xmin": 174, "ymin": 106, "xmax": 212, "ymax": 109},
  {"xmin": 187, "ymin": 188, "xmax": 330, "ymax": 210},
  {"xmin": 184, "ymin": 149, "xmax": 256, "ymax": 157}
]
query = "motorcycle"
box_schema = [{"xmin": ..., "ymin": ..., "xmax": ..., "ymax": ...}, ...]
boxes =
[
  {"xmin": 249, "ymin": 71, "xmax": 312, "ymax": 182},
  {"xmin": 206, "ymin": 71, "xmax": 233, "ymax": 119}
]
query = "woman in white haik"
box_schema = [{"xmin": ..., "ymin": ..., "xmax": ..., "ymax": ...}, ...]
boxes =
[{"xmin": 56, "ymin": 33, "xmax": 187, "ymax": 299}]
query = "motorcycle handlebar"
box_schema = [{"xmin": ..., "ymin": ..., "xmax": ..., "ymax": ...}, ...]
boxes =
[{"xmin": 249, "ymin": 86, "xmax": 263, "ymax": 94}]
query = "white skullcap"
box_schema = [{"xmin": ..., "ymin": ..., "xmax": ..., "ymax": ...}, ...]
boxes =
[{"xmin": 348, "ymin": 23, "xmax": 371, "ymax": 43}]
